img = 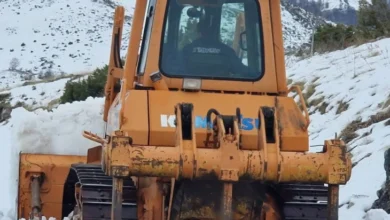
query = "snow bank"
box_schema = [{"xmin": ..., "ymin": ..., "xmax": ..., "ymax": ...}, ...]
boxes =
[
  {"xmin": 287, "ymin": 38, "xmax": 390, "ymax": 219},
  {"xmin": 0, "ymin": 97, "xmax": 106, "ymax": 219}
]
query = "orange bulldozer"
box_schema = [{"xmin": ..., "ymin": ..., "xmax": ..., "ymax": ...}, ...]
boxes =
[{"xmin": 17, "ymin": 0, "xmax": 352, "ymax": 219}]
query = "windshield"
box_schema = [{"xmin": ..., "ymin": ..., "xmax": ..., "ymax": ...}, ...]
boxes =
[{"xmin": 159, "ymin": 0, "xmax": 264, "ymax": 81}]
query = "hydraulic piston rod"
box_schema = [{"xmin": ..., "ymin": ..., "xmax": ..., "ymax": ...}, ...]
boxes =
[{"xmin": 29, "ymin": 175, "xmax": 42, "ymax": 220}]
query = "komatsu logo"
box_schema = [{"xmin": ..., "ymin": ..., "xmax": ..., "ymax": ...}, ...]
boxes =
[{"xmin": 160, "ymin": 114, "xmax": 259, "ymax": 131}]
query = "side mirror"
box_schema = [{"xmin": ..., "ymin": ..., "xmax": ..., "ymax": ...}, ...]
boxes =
[{"xmin": 239, "ymin": 31, "xmax": 247, "ymax": 51}]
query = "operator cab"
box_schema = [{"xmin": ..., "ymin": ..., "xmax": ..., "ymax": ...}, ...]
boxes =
[
  {"xmin": 133, "ymin": 0, "xmax": 286, "ymax": 94},
  {"xmin": 160, "ymin": 0, "xmax": 263, "ymax": 81}
]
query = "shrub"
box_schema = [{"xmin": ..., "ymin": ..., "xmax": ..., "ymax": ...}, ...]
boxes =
[
  {"xmin": 312, "ymin": 0, "xmax": 390, "ymax": 53},
  {"xmin": 357, "ymin": 0, "xmax": 390, "ymax": 39},
  {"xmin": 313, "ymin": 24, "xmax": 356, "ymax": 53},
  {"xmin": 60, "ymin": 65, "xmax": 108, "ymax": 104}
]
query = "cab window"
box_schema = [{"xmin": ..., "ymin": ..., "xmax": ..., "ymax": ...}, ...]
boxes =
[{"xmin": 159, "ymin": 0, "xmax": 264, "ymax": 81}]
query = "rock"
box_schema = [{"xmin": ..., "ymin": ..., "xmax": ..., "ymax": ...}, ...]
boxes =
[
  {"xmin": 372, "ymin": 148, "xmax": 390, "ymax": 212},
  {"xmin": 0, "ymin": 106, "xmax": 12, "ymax": 122},
  {"xmin": 364, "ymin": 209, "xmax": 390, "ymax": 220}
]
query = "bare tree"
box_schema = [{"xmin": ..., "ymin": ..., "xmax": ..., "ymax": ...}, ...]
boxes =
[{"xmin": 9, "ymin": 58, "xmax": 20, "ymax": 71}]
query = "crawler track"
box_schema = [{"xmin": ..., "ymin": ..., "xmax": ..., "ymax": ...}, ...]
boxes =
[
  {"xmin": 275, "ymin": 183, "xmax": 328, "ymax": 219},
  {"xmin": 62, "ymin": 163, "xmax": 137, "ymax": 220},
  {"xmin": 62, "ymin": 164, "xmax": 329, "ymax": 220}
]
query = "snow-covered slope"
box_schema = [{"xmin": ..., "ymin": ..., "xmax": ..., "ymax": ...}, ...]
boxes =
[
  {"xmin": 4, "ymin": 0, "xmax": 390, "ymax": 219},
  {"xmin": 0, "ymin": 0, "xmax": 134, "ymax": 75},
  {"xmin": 318, "ymin": 0, "xmax": 362, "ymax": 11},
  {"xmin": 289, "ymin": 0, "xmax": 369, "ymax": 11},
  {"xmin": 1, "ymin": 38, "xmax": 390, "ymax": 219},
  {"xmin": 286, "ymin": 38, "xmax": 390, "ymax": 219},
  {"xmin": 0, "ymin": 0, "xmax": 320, "ymax": 76},
  {"xmin": 286, "ymin": 0, "xmax": 366, "ymax": 25}
]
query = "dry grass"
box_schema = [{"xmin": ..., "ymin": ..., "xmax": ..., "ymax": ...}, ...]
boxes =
[
  {"xmin": 336, "ymin": 100, "xmax": 349, "ymax": 114},
  {"xmin": 22, "ymin": 73, "xmax": 87, "ymax": 87},
  {"xmin": 309, "ymin": 96, "xmax": 325, "ymax": 107},
  {"xmin": 381, "ymin": 95, "xmax": 390, "ymax": 109},
  {"xmin": 43, "ymin": 98, "xmax": 61, "ymax": 111},
  {"xmin": 361, "ymin": 136, "xmax": 374, "ymax": 145},
  {"xmin": 366, "ymin": 50, "xmax": 381, "ymax": 58},
  {"xmin": 0, "ymin": 92, "xmax": 11, "ymax": 102},
  {"xmin": 311, "ymin": 76, "xmax": 321, "ymax": 83},
  {"xmin": 293, "ymin": 80, "xmax": 305, "ymax": 89},
  {"xmin": 287, "ymin": 78, "xmax": 293, "ymax": 85},
  {"xmin": 0, "ymin": 93, "xmax": 11, "ymax": 109},
  {"xmin": 339, "ymin": 108, "xmax": 390, "ymax": 143},
  {"xmin": 339, "ymin": 120, "xmax": 360, "ymax": 144},
  {"xmin": 318, "ymin": 102, "xmax": 329, "ymax": 114},
  {"xmin": 315, "ymin": 67, "xmax": 331, "ymax": 71},
  {"xmin": 304, "ymin": 83, "xmax": 318, "ymax": 101},
  {"xmin": 289, "ymin": 80, "xmax": 321, "ymax": 111},
  {"xmin": 352, "ymin": 153, "xmax": 372, "ymax": 168},
  {"xmin": 7, "ymin": 97, "xmax": 62, "ymax": 113}
]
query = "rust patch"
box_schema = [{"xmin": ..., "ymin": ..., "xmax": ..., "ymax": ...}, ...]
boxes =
[
  {"xmin": 112, "ymin": 138, "xmax": 119, "ymax": 148},
  {"xmin": 193, "ymin": 154, "xmax": 197, "ymax": 179},
  {"xmin": 131, "ymin": 157, "xmax": 179, "ymax": 167},
  {"xmin": 111, "ymin": 165, "xmax": 129, "ymax": 177},
  {"xmin": 179, "ymin": 154, "xmax": 184, "ymax": 177},
  {"xmin": 275, "ymin": 97, "xmax": 285, "ymax": 150},
  {"xmin": 197, "ymin": 169, "xmax": 219, "ymax": 180}
]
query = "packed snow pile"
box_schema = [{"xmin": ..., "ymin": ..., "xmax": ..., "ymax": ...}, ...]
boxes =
[
  {"xmin": 0, "ymin": 96, "xmax": 106, "ymax": 219},
  {"xmin": 286, "ymin": 37, "xmax": 390, "ymax": 219}
]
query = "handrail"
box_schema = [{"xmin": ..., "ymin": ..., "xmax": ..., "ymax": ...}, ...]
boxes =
[{"xmin": 288, "ymin": 85, "xmax": 310, "ymax": 130}]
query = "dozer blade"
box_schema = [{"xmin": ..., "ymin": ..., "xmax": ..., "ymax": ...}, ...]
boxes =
[
  {"xmin": 17, "ymin": 152, "xmax": 87, "ymax": 220},
  {"xmin": 17, "ymin": 153, "xmax": 339, "ymax": 220}
]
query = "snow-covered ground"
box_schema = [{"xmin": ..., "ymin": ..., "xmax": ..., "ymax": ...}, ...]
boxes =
[
  {"xmin": 281, "ymin": 5, "xmax": 313, "ymax": 50},
  {"xmin": 0, "ymin": 37, "xmax": 389, "ymax": 219},
  {"xmin": 0, "ymin": 0, "xmax": 134, "ymax": 75},
  {"xmin": 306, "ymin": 0, "xmax": 371, "ymax": 11},
  {"xmin": 1, "ymin": 0, "xmax": 390, "ymax": 219},
  {"xmin": 0, "ymin": 0, "xmax": 314, "ymax": 78},
  {"xmin": 286, "ymin": 38, "xmax": 390, "ymax": 219}
]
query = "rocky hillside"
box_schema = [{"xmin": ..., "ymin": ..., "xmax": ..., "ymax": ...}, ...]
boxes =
[
  {"xmin": 281, "ymin": 0, "xmax": 331, "ymax": 52},
  {"xmin": 285, "ymin": 0, "xmax": 365, "ymax": 25},
  {"xmin": 0, "ymin": 0, "xmax": 327, "ymax": 79}
]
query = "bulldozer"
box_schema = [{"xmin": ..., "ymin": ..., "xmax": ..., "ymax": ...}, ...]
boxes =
[{"xmin": 17, "ymin": 0, "xmax": 352, "ymax": 219}]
